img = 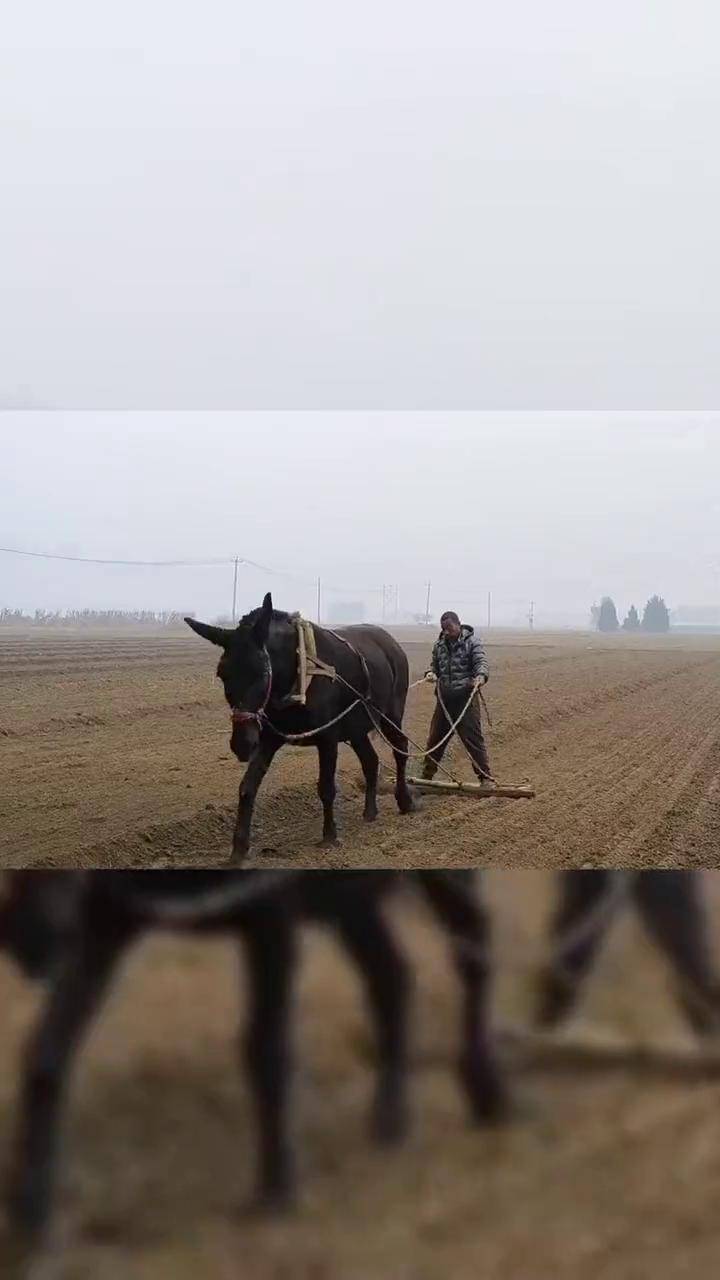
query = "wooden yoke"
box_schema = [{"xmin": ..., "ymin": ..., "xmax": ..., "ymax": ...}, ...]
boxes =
[{"xmin": 284, "ymin": 616, "xmax": 336, "ymax": 705}]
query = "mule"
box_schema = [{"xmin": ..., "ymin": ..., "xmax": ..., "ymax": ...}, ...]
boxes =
[
  {"xmin": 0, "ymin": 869, "xmax": 508, "ymax": 1244},
  {"xmin": 185, "ymin": 594, "xmax": 415, "ymax": 861}
]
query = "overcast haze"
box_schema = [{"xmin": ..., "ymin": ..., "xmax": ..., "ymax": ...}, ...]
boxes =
[
  {"xmin": 1, "ymin": 2, "xmax": 719, "ymax": 407},
  {"xmin": 1, "ymin": 412, "xmax": 717, "ymax": 627}
]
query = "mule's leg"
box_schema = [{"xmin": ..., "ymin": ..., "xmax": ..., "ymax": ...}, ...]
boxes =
[
  {"xmin": 232, "ymin": 738, "xmax": 280, "ymax": 863},
  {"xmin": 418, "ymin": 871, "xmax": 508, "ymax": 1122},
  {"xmin": 379, "ymin": 715, "xmax": 414, "ymax": 815},
  {"xmin": 335, "ymin": 895, "xmax": 411, "ymax": 1143},
  {"xmin": 6, "ymin": 918, "xmax": 132, "ymax": 1241},
  {"xmin": 351, "ymin": 734, "xmax": 379, "ymax": 823},
  {"xmin": 316, "ymin": 738, "xmax": 340, "ymax": 845},
  {"xmin": 633, "ymin": 871, "xmax": 720, "ymax": 1035},
  {"xmin": 535, "ymin": 871, "xmax": 622, "ymax": 1028},
  {"xmin": 240, "ymin": 910, "xmax": 297, "ymax": 1211}
]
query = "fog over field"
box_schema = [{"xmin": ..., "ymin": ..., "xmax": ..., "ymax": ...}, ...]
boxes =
[{"xmin": 1, "ymin": 412, "xmax": 717, "ymax": 628}]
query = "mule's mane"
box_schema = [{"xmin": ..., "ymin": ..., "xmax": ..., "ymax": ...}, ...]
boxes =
[{"xmin": 238, "ymin": 605, "xmax": 295, "ymax": 629}]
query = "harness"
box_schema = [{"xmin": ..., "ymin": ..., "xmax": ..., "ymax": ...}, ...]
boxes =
[
  {"xmin": 228, "ymin": 620, "xmax": 368, "ymax": 740},
  {"xmin": 284, "ymin": 615, "xmax": 336, "ymax": 705},
  {"xmin": 230, "ymin": 648, "xmax": 274, "ymax": 728}
]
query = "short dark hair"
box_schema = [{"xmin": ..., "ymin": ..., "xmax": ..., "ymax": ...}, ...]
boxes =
[{"xmin": 440, "ymin": 611, "xmax": 461, "ymax": 627}]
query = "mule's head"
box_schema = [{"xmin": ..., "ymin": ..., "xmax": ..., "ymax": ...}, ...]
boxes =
[
  {"xmin": 0, "ymin": 872, "xmax": 84, "ymax": 980},
  {"xmin": 185, "ymin": 593, "xmax": 274, "ymax": 761}
]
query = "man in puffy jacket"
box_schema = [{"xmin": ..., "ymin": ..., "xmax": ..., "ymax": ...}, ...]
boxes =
[{"xmin": 420, "ymin": 610, "xmax": 493, "ymax": 783}]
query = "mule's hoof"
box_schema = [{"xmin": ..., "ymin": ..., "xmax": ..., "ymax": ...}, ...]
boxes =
[
  {"xmin": 466, "ymin": 1083, "xmax": 516, "ymax": 1128},
  {"xmin": 3, "ymin": 1185, "xmax": 51, "ymax": 1259},
  {"xmin": 243, "ymin": 1185, "xmax": 297, "ymax": 1218},
  {"xmin": 228, "ymin": 844, "xmax": 249, "ymax": 866},
  {"xmin": 363, "ymin": 810, "xmax": 379, "ymax": 824},
  {"xmin": 316, "ymin": 836, "xmax": 341, "ymax": 848},
  {"xmin": 371, "ymin": 1099, "xmax": 410, "ymax": 1147},
  {"xmin": 0, "ymin": 1227, "xmax": 48, "ymax": 1274}
]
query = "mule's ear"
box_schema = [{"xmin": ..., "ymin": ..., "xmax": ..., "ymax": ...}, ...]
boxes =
[
  {"xmin": 184, "ymin": 617, "xmax": 233, "ymax": 647},
  {"xmin": 253, "ymin": 593, "xmax": 274, "ymax": 646}
]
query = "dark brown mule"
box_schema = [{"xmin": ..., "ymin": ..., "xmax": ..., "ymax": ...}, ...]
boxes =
[{"xmin": 186, "ymin": 594, "xmax": 415, "ymax": 861}]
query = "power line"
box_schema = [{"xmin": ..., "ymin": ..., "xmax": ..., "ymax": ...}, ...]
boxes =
[
  {"xmin": 0, "ymin": 544, "xmax": 387, "ymax": 598},
  {"xmin": 0, "ymin": 545, "xmax": 515, "ymax": 617},
  {"xmin": 0, "ymin": 545, "xmax": 231, "ymax": 568}
]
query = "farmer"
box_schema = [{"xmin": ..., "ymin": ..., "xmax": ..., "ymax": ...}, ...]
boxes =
[{"xmin": 420, "ymin": 610, "xmax": 494, "ymax": 783}]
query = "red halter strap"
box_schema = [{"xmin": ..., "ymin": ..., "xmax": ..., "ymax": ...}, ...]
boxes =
[{"xmin": 230, "ymin": 650, "xmax": 273, "ymax": 727}]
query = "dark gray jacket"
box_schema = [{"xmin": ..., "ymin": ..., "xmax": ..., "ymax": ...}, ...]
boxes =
[{"xmin": 430, "ymin": 625, "xmax": 489, "ymax": 694}]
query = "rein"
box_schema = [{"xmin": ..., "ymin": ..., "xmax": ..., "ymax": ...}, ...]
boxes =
[{"xmin": 115, "ymin": 870, "xmax": 302, "ymax": 924}]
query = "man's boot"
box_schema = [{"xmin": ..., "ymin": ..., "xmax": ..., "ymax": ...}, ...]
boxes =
[{"xmin": 472, "ymin": 745, "xmax": 495, "ymax": 786}]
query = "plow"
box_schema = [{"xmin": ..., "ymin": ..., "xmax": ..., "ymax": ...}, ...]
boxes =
[
  {"xmin": 407, "ymin": 777, "xmax": 535, "ymax": 800},
  {"xmin": 497, "ymin": 1022, "xmax": 720, "ymax": 1079},
  {"xmin": 416, "ymin": 1023, "xmax": 720, "ymax": 1079}
]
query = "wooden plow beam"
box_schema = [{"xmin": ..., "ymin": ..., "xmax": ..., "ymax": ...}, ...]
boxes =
[
  {"xmin": 496, "ymin": 1022, "xmax": 720, "ymax": 1080},
  {"xmin": 408, "ymin": 777, "xmax": 535, "ymax": 800}
]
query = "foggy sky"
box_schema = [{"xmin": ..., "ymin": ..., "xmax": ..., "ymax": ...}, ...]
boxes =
[
  {"xmin": 2, "ymin": 412, "xmax": 717, "ymax": 627},
  {"xmin": 2, "ymin": 2, "xmax": 719, "ymax": 408}
]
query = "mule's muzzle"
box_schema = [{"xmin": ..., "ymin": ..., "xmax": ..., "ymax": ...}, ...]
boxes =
[{"xmin": 230, "ymin": 710, "xmax": 261, "ymax": 762}]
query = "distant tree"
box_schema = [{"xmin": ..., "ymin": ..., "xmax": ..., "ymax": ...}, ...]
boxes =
[
  {"xmin": 622, "ymin": 604, "xmax": 641, "ymax": 631},
  {"xmin": 597, "ymin": 597, "xmax": 619, "ymax": 632},
  {"xmin": 641, "ymin": 595, "xmax": 670, "ymax": 633}
]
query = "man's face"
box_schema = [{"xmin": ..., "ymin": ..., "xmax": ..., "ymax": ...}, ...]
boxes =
[{"xmin": 442, "ymin": 618, "xmax": 462, "ymax": 641}]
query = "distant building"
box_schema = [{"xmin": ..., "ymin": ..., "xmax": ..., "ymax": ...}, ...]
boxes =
[
  {"xmin": 672, "ymin": 606, "xmax": 720, "ymax": 625},
  {"xmin": 670, "ymin": 606, "xmax": 720, "ymax": 634}
]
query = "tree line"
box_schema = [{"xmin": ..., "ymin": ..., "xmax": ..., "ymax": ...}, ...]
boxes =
[
  {"xmin": 0, "ymin": 609, "xmax": 193, "ymax": 628},
  {"xmin": 590, "ymin": 596, "xmax": 671, "ymax": 633}
]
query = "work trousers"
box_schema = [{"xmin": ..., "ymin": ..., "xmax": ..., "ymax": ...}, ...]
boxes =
[{"xmin": 423, "ymin": 689, "xmax": 492, "ymax": 781}]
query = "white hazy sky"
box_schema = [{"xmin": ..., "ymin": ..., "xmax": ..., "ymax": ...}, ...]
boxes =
[
  {"xmin": 1, "ymin": 412, "xmax": 717, "ymax": 626},
  {"xmin": 1, "ymin": 2, "xmax": 719, "ymax": 407}
]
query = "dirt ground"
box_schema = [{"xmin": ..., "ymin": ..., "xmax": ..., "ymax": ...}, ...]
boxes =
[
  {"xmin": 2, "ymin": 871, "xmax": 720, "ymax": 1279},
  {"xmin": 2, "ymin": 627, "xmax": 720, "ymax": 869}
]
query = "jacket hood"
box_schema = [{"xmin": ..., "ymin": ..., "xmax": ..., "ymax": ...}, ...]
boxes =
[{"xmin": 438, "ymin": 624, "xmax": 474, "ymax": 641}]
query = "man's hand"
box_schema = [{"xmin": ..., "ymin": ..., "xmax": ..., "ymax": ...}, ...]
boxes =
[
  {"xmin": 424, "ymin": 670, "xmax": 437, "ymax": 684},
  {"xmin": 474, "ymin": 674, "xmax": 488, "ymax": 689}
]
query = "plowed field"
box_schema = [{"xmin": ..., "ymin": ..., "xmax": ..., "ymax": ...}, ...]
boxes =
[{"xmin": 2, "ymin": 628, "xmax": 720, "ymax": 868}]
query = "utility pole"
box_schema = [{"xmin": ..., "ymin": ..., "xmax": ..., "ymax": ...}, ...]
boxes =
[
  {"xmin": 487, "ymin": 590, "xmax": 492, "ymax": 630},
  {"xmin": 231, "ymin": 556, "xmax": 239, "ymax": 624},
  {"xmin": 317, "ymin": 577, "xmax": 321, "ymax": 623},
  {"xmin": 529, "ymin": 600, "xmax": 535, "ymax": 631},
  {"xmin": 425, "ymin": 581, "xmax": 432, "ymax": 625}
]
